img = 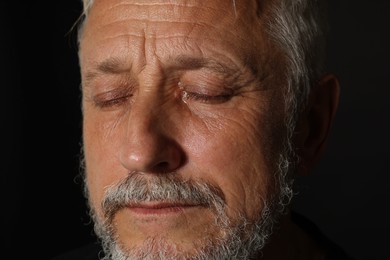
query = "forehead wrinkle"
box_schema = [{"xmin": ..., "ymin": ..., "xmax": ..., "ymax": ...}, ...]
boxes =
[
  {"xmin": 84, "ymin": 0, "xmax": 270, "ymax": 83},
  {"xmin": 92, "ymin": 1, "xmax": 237, "ymax": 32},
  {"xmin": 89, "ymin": 0, "xmax": 264, "ymax": 50},
  {"xmin": 106, "ymin": 0, "xmax": 235, "ymax": 17},
  {"xmin": 89, "ymin": 10, "xmax": 238, "ymax": 45},
  {"xmin": 96, "ymin": 20, "xmax": 228, "ymax": 40}
]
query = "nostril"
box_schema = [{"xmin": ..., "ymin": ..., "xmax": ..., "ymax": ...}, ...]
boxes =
[{"xmin": 153, "ymin": 161, "xmax": 171, "ymax": 173}]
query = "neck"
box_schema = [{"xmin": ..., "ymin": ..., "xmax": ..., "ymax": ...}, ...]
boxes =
[{"xmin": 253, "ymin": 210, "xmax": 326, "ymax": 260}]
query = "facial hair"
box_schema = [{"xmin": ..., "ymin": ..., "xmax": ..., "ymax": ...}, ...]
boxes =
[{"xmin": 80, "ymin": 149, "xmax": 294, "ymax": 260}]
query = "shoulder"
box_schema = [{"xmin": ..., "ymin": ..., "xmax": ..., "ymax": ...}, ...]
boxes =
[{"xmin": 51, "ymin": 242, "xmax": 103, "ymax": 260}]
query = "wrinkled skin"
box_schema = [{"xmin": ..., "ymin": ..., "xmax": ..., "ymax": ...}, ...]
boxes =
[{"xmin": 79, "ymin": 0, "xmax": 315, "ymax": 257}]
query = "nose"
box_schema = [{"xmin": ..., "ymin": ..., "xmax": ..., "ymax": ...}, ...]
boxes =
[{"xmin": 119, "ymin": 96, "xmax": 185, "ymax": 174}]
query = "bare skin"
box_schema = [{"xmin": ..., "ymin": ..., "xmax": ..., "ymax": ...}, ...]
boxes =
[{"xmin": 79, "ymin": 0, "xmax": 340, "ymax": 258}]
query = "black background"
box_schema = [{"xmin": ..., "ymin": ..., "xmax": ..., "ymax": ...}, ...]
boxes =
[{"xmin": 2, "ymin": 1, "xmax": 389, "ymax": 259}]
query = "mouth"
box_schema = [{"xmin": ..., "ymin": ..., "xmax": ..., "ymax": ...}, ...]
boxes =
[{"xmin": 127, "ymin": 201, "xmax": 201, "ymax": 215}]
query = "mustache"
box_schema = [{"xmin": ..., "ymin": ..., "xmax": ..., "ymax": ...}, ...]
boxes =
[{"xmin": 102, "ymin": 173, "xmax": 226, "ymax": 219}]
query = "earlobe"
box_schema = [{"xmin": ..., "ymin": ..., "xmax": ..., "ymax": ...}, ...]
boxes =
[{"xmin": 296, "ymin": 74, "xmax": 340, "ymax": 176}]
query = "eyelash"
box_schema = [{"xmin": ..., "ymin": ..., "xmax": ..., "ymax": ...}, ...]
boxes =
[
  {"xmin": 181, "ymin": 91, "xmax": 233, "ymax": 104},
  {"xmin": 92, "ymin": 80, "xmax": 234, "ymax": 109}
]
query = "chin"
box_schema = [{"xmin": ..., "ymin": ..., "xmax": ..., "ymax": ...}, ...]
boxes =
[{"xmin": 92, "ymin": 204, "xmax": 277, "ymax": 260}]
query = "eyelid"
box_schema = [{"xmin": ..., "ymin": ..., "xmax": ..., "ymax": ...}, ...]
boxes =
[
  {"xmin": 92, "ymin": 87, "xmax": 132, "ymax": 109},
  {"xmin": 181, "ymin": 90, "xmax": 233, "ymax": 103},
  {"xmin": 178, "ymin": 80, "xmax": 235, "ymax": 104},
  {"xmin": 179, "ymin": 81, "xmax": 234, "ymax": 95}
]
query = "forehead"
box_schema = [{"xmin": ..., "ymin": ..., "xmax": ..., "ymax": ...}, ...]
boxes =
[
  {"xmin": 87, "ymin": 0, "xmax": 259, "ymax": 20},
  {"xmin": 82, "ymin": 0, "xmax": 262, "ymax": 41},
  {"xmin": 79, "ymin": 0, "xmax": 275, "ymax": 76}
]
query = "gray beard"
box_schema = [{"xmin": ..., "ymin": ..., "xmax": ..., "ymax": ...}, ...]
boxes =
[{"xmin": 81, "ymin": 148, "xmax": 294, "ymax": 260}]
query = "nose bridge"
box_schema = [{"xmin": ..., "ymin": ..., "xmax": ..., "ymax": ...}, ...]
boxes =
[
  {"xmin": 127, "ymin": 90, "xmax": 161, "ymax": 142},
  {"xmin": 119, "ymin": 66, "xmax": 183, "ymax": 173},
  {"xmin": 129, "ymin": 63, "xmax": 165, "ymax": 137},
  {"xmin": 124, "ymin": 72, "xmax": 164, "ymax": 153}
]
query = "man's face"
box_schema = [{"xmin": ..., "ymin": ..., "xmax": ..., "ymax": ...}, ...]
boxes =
[{"xmin": 79, "ymin": 0, "xmax": 291, "ymax": 258}]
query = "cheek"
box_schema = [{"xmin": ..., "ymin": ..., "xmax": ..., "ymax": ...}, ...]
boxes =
[
  {"xmin": 181, "ymin": 109, "xmax": 282, "ymax": 221},
  {"xmin": 82, "ymin": 111, "xmax": 128, "ymax": 219}
]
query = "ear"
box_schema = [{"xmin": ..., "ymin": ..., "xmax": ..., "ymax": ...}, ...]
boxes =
[{"xmin": 294, "ymin": 74, "xmax": 340, "ymax": 176}]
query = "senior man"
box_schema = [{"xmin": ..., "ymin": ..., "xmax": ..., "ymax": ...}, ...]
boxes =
[{"xmin": 53, "ymin": 0, "xmax": 352, "ymax": 259}]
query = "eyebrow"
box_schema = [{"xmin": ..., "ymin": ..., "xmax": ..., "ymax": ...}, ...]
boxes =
[
  {"xmin": 171, "ymin": 55, "xmax": 239, "ymax": 75},
  {"xmin": 84, "ymin": 57, "xmax": 131, "ymax": 85},
  {"xmin": 83, "ymin": 55, "xmax": 250, "ymax": 86},
  {"xmin": 172, "ymin": 55, "xmax": 262, "ymax": 90}
]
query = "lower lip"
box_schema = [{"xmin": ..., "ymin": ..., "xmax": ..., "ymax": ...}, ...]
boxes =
[{"xmin": 128, "ymin": 205, "xmax": 194, "ymax": 215}]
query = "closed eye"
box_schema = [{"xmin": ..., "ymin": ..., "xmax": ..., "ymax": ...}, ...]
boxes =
[
  {"xmin": 92, "ymin": 88, "xmax": 133, "ymax": 110},
  {"xmin": 181, "ymin": 90, "xmax": 233, "ymax": 104},
  {"xmin": 94, "ymin": 95, "xmax": 132, "ymax": 109}
]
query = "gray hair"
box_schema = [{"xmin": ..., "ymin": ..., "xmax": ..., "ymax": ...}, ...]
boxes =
[
  {"xmin": 78, "ymin": 0, "xmax": 328, "ymax": 137},
  {"xmin": 265, "ymin": 0, "xmax": 328, "ymax": 139}
]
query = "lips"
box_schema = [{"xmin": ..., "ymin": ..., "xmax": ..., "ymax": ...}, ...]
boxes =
[{"xmin": 127, "ymin": 202, "xmax": 200, "ymax": 215}]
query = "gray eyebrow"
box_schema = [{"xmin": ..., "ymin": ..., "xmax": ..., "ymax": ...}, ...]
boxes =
[
  {"xmin": 172, "ymin": 55, "xmax": 239, "ymax": 75},
  {"xmin": 83, "ymin": 54, "xmax": 252, "ymax": 87},
  {"xmin": 84, "ymin": 57, "xmax": 131, "ymax": 84}
]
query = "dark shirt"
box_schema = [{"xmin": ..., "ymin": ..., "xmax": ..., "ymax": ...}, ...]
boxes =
[
  {"xmin": 52, "ymin": 212, "xmax": 353, "ymax": 260},
  {"xmin": 51, "ymin": 242, "xmax": 103, "ymax": 260},
  {"xmin": 290, "ymin": 211, "xmax": 354, "ymax": 260}
]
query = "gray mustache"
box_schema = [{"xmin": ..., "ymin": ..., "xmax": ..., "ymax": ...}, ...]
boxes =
[{"xmin": 102, "ymin": 174, "xmax": 226, "ymax": 219}]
